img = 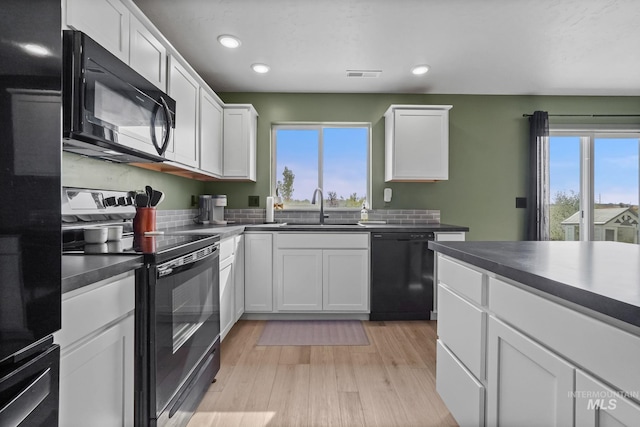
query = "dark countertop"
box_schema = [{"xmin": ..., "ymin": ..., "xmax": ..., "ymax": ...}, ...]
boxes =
[
  {"xmin": 429, "ymin": 241, "xmax": 640, "ymax": 328},
  {"xmin": 62, "ymin": 254, "xmax": 143, "ymax": 294},
  {"xmin": 244, "ymin": 222, "xmax": 469, "ymax": 232}
]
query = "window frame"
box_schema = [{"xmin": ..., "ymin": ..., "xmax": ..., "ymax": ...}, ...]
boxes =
[
  {"xmin": 548, "ymin": 124, "xmax": 640, "ymax": 241},
  {"xmin": 271, "ymin": 122, "xmax": 372, "ymax": 209}
]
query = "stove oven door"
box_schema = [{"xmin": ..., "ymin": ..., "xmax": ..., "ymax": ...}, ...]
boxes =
[{"xmin": 151, "ymin": 245, "xmax": 220, "ymax": 419}]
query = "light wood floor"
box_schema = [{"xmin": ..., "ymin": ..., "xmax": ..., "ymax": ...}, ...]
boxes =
[{"xmin": 188, "ymin": 320, "xmax": 458, "ymax": 427}]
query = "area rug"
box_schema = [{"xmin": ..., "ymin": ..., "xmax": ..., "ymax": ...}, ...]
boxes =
[{"xmin": 256, "ymin": 320, "xmax": 369, "ymax": 346}]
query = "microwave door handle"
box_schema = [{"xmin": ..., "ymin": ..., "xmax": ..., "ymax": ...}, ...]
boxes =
[
  {"xmin": 158, "ymin": 96, "xmax": 172, "ymax": 156},
  {"xmin": 150, "ymin": 97, "xmax": 172, "ymax": 156}
]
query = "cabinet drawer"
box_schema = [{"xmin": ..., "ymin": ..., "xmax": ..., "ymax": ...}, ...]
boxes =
[
  {"xmin": 276, "ymin": 233, "xmax": 368, "ymax": 249},
  {"xmin": 436, "ymin": 340, "xmax": 485, "ymax": 427},
  {"xmin": 489, "ymin": 276, "xmax": 640, "ymax": 397},
  {"xmin": 220, "ymin": 237, "xmax": 235, "ymax": 262},
  {"xmin": 56, "ymin": 272, "xmax": 135, "ymax": 349},
  {"xmin": 437, "ymin": 255, "xmax": 484, "ymax": 305},
  {"xmin": 438, "ymin": 284, "xmax": 485, "ymax": 379}
]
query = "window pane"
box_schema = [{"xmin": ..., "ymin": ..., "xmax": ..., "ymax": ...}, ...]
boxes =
[
  {"xmin": 549, "ymin": 136, "xmax": 581, "ymax": 241},
  {"xmin": 593, "ymin": 138, "xmax": 639, "ymax": 244},
  {"xmin": 323, "ymin": 128, "xmax": 368, "ymax": 208},
  {"xmin": 275, "ymin": 129, "xmax": 319, "ymax": 207}
]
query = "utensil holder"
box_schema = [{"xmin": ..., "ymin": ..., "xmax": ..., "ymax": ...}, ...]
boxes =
[{"xmin": 134, "ymin": 207, "xmax": 156, "ymax": 234}]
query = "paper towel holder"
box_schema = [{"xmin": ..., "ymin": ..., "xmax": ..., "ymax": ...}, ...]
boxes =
[{"xmin": 265, "ymin": 196, "xmax": 275, "ymax": 223}]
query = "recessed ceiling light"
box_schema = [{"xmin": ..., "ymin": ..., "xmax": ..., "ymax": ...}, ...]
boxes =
[
  {"xmin": 251, "ymin": 63, "xmax": 270, "ymax": 74},
  {"xmin": 217, "ymin": 35, "xmax": 241, "ymax": 49},
  {"xmin": 412, "ymin": 65, "xmax": 430, "ymax": 75}
]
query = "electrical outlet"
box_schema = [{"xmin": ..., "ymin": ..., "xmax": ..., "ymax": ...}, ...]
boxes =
[
  {"xmin": 248, "ymin": 195, "xmax": 259, "ymax": 207},
  {"xmin": 191, "ymin": 195, "xmax": 197, "ymax": 207},
  {"xmin": 516, "ymin": 197, "xmax": 527, "ymax": 209}
]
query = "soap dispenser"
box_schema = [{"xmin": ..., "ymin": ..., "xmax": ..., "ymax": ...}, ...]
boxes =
[{"xmin": 360, "ymin": 202, "xmax": 369, "ymax": 221}]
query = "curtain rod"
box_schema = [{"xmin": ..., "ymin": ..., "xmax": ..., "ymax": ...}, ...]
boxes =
[{"xmin": 522, "ymin": 113, "xmax": 640, "ymax": 118}]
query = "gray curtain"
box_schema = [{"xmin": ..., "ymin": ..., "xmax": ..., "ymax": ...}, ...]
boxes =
[{"xmin": 527, "ymin": 111, "xmax": 550, "ymax": 240}]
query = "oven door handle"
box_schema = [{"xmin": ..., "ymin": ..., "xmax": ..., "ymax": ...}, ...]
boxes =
[{"xmin": 157, "ymin": 246, "xmax": 219, "ymax": 278}]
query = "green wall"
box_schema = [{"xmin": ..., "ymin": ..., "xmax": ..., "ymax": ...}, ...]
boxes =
[
  {"xmin": 61, "ymin": 93, "xmax": 640, "ymax": 240},
  {"xmin": 62, "ymin": 152, "xmax": 204, "ymax": 210},
  {"xmin": 208, "ymin": 93, "xmax": 640, "ymax": 241}
]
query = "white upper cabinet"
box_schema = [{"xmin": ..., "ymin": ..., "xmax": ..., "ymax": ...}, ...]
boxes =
[
  {"xmin": 199, "ymin": 89, "xmax": 224, "ymax": 177},
  {"xmin": 167, "ymin": 55, "xmax": 199, "ymax": 167},
  {"xmin": 65, "ymin": 0, "xmax": 130, "ymax": 63},
  {"xmin": 384, "ymin": 105, "xmax": 452, "ymax": 181},
  {"xmin": 223, "ymin": 105, "xmax": 258, "ymax": 181},
  {"xmin": 128, "ymin": 14, "xmax": 167, "ymax": 90}
]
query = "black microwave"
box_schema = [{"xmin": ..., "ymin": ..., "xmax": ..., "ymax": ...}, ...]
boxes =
[{"xmin": 62, "ymin": 30, "xmax": 176, "ymax": 163}]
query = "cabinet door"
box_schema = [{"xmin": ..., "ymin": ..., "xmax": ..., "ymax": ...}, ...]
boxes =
[
  {"xmin": 167, "ymin": 56, "xmax": 199, "ymax": 167},
  {"xmin": 322, "ymin": 249, "xmax": 369, "ymax": 311},
  {"xmin": 223, "ymin": 107, "xmax": 257, "ymax": 181},
  {"xmin": 234, "ymin": 235, "xmax": 245, "ymax": 321},
  {"xmin": 276, "ymin": 249, "xmax": 323, "ymax": 311},
  {"xmin": 244, "ymin": 233, "xmax": 273, "ymax": 312},
  {"xmin": 219, "ymin": 259, "xmax": 234, "ymax": 341},
  {"xmin": 576, "ymin": 370, "xmax": 640, "ymax": 427},
  {"xmin": 386, "ymin": 108, "xmax": 449, "ymax": 181},
  {"xmin": 486, "ymin": 316, "xmax": 574, "ymax": 427},
  {"xmin": 199, "ymin": 89, "xmax": 224, "ymax": 177},
  {"xmin": 59, "ymin": 314, "xmax": 135, "ymax": 427},
  {"xmin": 66, "ymin": 0, "xmax": 130, "ymax": 63},
  {"xmin": 129, "ymin": 15, "xmax": 167, "ymax": 90}
]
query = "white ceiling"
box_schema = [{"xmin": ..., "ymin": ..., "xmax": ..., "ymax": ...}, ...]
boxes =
[{"xmin": 132, "ymin": 0, "xmax": 640, "ymax": 96}]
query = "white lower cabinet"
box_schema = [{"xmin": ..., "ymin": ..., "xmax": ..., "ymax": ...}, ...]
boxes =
[
  {"xmin": 576, "ymin": 370, "xmax": 640, "ymax": 427},
  {"xmin": 323, "ymin": 249, "xmax": 368, "ymax": 311},
  {"xmin": 486, "ymin": 316, "xmax": 574, "ymax": 427},
  {"xmin": 219, "ymin": 256, "xmax": 234, "ymax": 341},
  {"xmin": 54, "ymin": 272, "xmax": 135, "ymax": 427},
  {"xmin": 234, "ymin": 235, "xmax": 245, "ymax": 321},
  {"xmin": 435, "ymin": 254, "xmax": 640, "ymax": 427},
  {"xmin": 244, "ymin": 233, "xmax": 273, "ymax": 312},
  {"xmin": 276, "ymin": 249, "xmax": 323, "ymax": 311},
  {"xmin": 274, "ymin": 233, "xmax": 369, "ymax": 313},
  {"xmin": 219, "ymin": 234, "xmax": 245, "ymax": 341}
]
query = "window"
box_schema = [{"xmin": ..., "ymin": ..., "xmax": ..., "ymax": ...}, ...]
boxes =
[
  {"xmin": 272, "ymin": 124, "xmax": 370, "ymax": 209},
  {"xmin": 548, "ymin": 128, "xmax": 639, "ymax": 244}
]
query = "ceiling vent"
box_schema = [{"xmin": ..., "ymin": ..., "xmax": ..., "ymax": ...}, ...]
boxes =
[{"xmin": 346, "ymin": 70, "xmax": 382, "ymax": 78}]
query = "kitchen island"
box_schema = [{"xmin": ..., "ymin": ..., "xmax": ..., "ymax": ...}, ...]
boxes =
[{"xmin": 429, "ymin": 241, "xmax": 640, "ymax": 427}]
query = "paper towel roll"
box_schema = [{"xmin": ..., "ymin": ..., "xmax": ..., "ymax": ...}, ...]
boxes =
[{"xmin": 266, "ymin": 196, "xmax": 275, "ymax": 223}]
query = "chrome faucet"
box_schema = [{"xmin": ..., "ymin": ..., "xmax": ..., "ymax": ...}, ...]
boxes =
[{"xmin": 311, "ymin": 188, "xmax": 327, "ymax": 224}]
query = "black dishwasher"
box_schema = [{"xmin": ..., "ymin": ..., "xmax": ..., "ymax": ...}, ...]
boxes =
[{"xmin": 370, "ymin": 232, "xmax": 435, "ymax": 320}]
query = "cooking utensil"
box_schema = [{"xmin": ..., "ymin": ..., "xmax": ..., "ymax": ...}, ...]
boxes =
[
  {"xmin": 135, "ymin": 193, "xmax": 149, "ymax": 208},
  {"xmin": 145, "ymin": 185, "xmax": 153, "ymax": 206},
  {"xmin": 150, "ymin": 190, "xmax": 163, "ymax": 207}
]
